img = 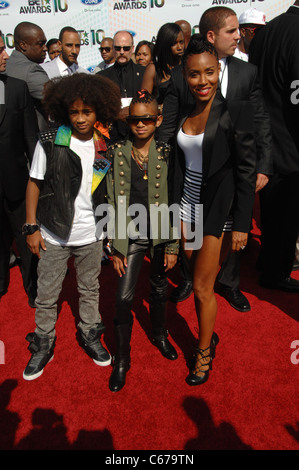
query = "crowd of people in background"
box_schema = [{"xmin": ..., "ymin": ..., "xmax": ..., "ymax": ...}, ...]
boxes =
[{"xmin": 0, "ymin": 2, "xmax": 299, "ymax": 390}]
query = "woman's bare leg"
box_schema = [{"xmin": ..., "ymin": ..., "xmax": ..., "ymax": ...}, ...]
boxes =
[{"xmin": 182, "ymin": 222, "xmax": 231, "ymax": 379}]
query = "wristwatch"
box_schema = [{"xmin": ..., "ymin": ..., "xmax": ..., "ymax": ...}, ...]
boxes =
[{"xmin": 22, "ymin": 223, "xmax": 40, "ymax": 236}]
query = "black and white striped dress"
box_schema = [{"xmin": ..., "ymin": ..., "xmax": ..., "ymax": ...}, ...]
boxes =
[{"xmin": 178, "ymin": 127, "xmax": 233, "ymax": 231}]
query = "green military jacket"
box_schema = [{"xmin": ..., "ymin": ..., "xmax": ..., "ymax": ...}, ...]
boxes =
[{"xmin": 106, "ymin": 138, "xmax": 179, "ymax": 257}]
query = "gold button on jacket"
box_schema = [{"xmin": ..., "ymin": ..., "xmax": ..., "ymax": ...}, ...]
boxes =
[{"xmin": 106, "ymin": 139, "xmax": 179, "ymax": 257}]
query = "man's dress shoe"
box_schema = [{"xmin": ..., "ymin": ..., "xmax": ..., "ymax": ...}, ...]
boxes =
[
  {"xmin": 170, "ymin": 281, "xmax": 193, "ymax": 303},
  {"xmin": 260, "ymin": 276, "xmax": 299, "ymax": 292},
  {"xmin": 292, "ymin": 259, "xmax": 299, "ymax": 271},
  {"xmin": 218, "ymin": 286, "xmax": 251, "ymax": 312}
]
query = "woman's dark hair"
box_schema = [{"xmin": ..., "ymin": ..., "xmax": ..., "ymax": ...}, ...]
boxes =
[
  {"xmin": 153, "ymin": 22, "xmax": 183, "ymax": 79},
  {"xmin": 42, "ymin": 73, "xmax": 121, "ymax": 126},
  {"xmin": 182, "ymin": 33, "xmax": 219, "ymax": 69},
  {"xmin": 135, "ymin": 40, "xmax": 154, "ymax": 59},
  {"xmin": 130, "ymin": 89, "xmax": 158, "ymax": 110}
]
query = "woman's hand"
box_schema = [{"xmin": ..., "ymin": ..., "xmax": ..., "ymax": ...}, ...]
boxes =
[
  {"xmin": 231, "ymin": 231, "xmax": 248, "ymax": 252},
  {"xmin": 26, "ymin": 231, "xmax": 46, "ymax": 259},
  {"xmin": 164, "ymin": 254, "xmax": 177, "ymax": 272},
  {"xmin": 113, "ymin": 253, "xmax": 127, "ymax": 277}
]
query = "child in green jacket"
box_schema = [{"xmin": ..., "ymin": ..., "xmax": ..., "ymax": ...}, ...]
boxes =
[{"xmin": 106, "ymin": 90, "xmax": 179, "ymax": 392}]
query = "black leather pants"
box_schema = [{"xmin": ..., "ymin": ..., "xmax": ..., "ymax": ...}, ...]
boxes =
[{"xmin": 115, "ymin": 239, "xmax": 168, "ymax": 326}]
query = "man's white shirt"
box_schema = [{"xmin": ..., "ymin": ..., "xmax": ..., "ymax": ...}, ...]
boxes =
[{"xmin": 42, "ymin": 56, "xmax": 89, "ymax": 79}]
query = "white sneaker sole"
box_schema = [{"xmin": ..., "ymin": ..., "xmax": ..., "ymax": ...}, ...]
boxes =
[
  {"xmin": 23, "ymin": 354, "xmax": 54, "ymax": 381},
  {"xmin": 93, "ymin": 355, "xmax": 111, "ymax": 367}
]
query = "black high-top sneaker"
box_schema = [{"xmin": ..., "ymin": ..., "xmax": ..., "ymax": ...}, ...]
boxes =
[
  {"xmin": 78, "ymin": 324, "xmax": 111, "ymax": 366},
  {"xmin": 23, "ymin": 333, "xmax": 56, "ymax": 381}
]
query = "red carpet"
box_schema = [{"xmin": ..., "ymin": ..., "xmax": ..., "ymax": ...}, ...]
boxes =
[{"xmin": 1, "ymin": 200, "xmax": 299, "ymax": 451}]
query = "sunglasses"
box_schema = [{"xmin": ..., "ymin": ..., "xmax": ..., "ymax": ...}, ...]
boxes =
[
  {"xmin": 126, "ymin": 115, "xmax": 158, "ymax": 125},
  {"xmin": 99, "ymin": 47, "xmax": 112, "ymax": 52},
  {"xmin": 114, "ymin": 45, "xmax": 132, "ymax": 52},
  {"xmin": 243, "ymin": 26, "xmax": 263, "ymax": 34}
]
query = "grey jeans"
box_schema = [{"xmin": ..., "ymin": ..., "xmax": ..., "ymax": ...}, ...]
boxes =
[{"xmin": 34, "ymin": 239, "xmax": 103, "ymax": 339}]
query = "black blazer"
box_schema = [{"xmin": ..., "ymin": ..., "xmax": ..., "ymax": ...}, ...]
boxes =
[
  {"xmin": 97, "ymin": 60, "xmax": 145, "ymax": 98},
  {"xmin": 249, "ymin": 6, "xmax": 299, "ymax": 175},
  {"xmin": 170, "ymin": 90, "xmax": 256, "ymax": 237},
  {"xmin": 97, "ymin": 60, "xmax": 145, "ymax": 142},
  {"xmin": 158, "ymin": 57, "xmax": 273, "ymax": 176},
  {"xmin": 0, "ymin": 75, "xmax": 38, "ymax": 201}
]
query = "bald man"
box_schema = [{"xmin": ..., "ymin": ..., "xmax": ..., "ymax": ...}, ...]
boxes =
[
  {"xmin": 98, "ymin": 30, "xmax": 144, "ymax": 96},
  {"xmin": 6, "ymin": 21, "xmax": 49, "ymax": 130},
  {"xmin": 98, "ymin": 30, "xmax": 145, "ymax": 141}
]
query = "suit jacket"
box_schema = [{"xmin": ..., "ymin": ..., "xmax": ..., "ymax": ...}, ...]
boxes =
[
  {"xmin": 93, "ymin": 60, "xmax": 115, "ymax": 74},
  {"xmin": 249, "ymin": 5, "xmax": 299, "ymax": 175},
  {"xmin": 98, "ymin": 60, "xmax": 145, "ymax": 142},
  {"xmin": 97, "ymin": 59, "xmax": 144, "ymax": 98},
  {"xmin": 158, "ymin": 57, "xmax": 273, "ymax": 176},
  {"xmin": 170, "ymin": 90, "xmax": 256, "ymax": 237},
  {"xmin": 41, "ymin": 56, "xmax": 89, "ymax": 79},
  {"xmin": 5, "ymin": 50, "xmax": 49, "ymax": 130},
  {"xmin": 0, "ymin": 75, "xmax": 39, "ymax": 201}
]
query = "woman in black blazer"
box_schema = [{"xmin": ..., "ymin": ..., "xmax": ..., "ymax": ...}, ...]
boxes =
[{"xmin": 170, "ymin": 35, "xmax": 256, "ymax": 385}]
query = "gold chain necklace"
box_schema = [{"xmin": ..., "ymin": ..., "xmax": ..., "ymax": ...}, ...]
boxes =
[{"xmin": 132, "ymin": 146, "xmax": 149, "ymax": 180}]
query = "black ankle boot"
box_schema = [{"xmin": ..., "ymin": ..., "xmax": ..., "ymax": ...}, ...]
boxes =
[
  {"xmin": 152, "ymin": 328, "xmax": 178, "ymax": 360},
  {"xmin": 109, "ymin": 358, "xmax": 131, "ymax": 392},
  {"xmin": 150, "ymin": 299, "xmax": 178, "ymax": 360},
  {"xmin": 109, "ymin": 323, "xmax": 132, "ymax": 392}
]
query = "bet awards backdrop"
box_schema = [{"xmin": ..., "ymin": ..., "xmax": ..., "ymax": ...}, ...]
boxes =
[{"xmin": 0, "ymin": 0, "xmax": 294, "ymax": 70}]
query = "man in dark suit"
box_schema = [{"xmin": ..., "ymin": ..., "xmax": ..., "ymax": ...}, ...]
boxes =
[
  {"xmin": 97, "ymin": 30, "xmax": 145, "ymax": 142},
  {"xmin": 158, "ymin": 6, "xmax": 273, "ymax": 311},
  {"xmin": 0, "ymin": 31, "xmax": 39, "ymax": 306},
  {"xmin": 93, "ymin": 37, "xmax": 115, "ymax": 73},
  {"xmin": 5, "ymin": 21, "xmax": 48, "ymax": 131},
  {"xmin": 249, "ymin": 1, "xmax": 299, "ymax": 292}
]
